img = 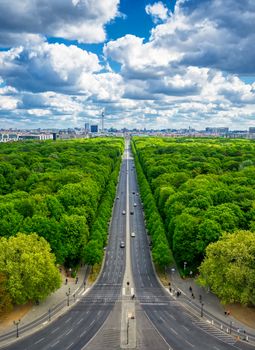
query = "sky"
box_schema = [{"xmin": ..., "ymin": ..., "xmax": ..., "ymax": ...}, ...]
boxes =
[{"xmin": 0, "ymin": 0, "xmax": 254, "ymax": 130}]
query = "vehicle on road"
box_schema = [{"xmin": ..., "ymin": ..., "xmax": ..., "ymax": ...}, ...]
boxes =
[
  {"xmin": 122, "ymin": 210, "xmax": 126, "ymax": 215},
  {"xmin": 130, "ymin": 211, "xmax": 134, "ymax": 215},
  {"xmin": 134, "ymin": 203, "xmax": 137, "ymax": 207},
  {"xmin": 120, "ymin": 241, "xmax": 125, "ymax": 248},
  {"xmin": 131, "ymin": 232, "xmax": 135, "ymax": 237}
]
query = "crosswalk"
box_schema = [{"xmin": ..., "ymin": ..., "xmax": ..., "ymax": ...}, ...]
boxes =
[{"xmin": 183, "ymin": 311, "xmax": 237, "ymax": 346}]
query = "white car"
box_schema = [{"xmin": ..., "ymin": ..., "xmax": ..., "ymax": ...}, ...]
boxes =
[
  {"xmin": 134, "ymin": 203, "xmax": 137, "ymax": 207},
  {"xmin": 131, "ymin": 232, "xmax": 136, "ymax": 237},
  {"xmin": 122, "ymin": 210, "xmax": 126, "ymax": 215}
]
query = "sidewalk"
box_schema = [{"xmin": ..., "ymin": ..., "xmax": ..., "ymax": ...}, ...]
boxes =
[
  {"xmin": 167, "ymin": 265, "xmax": 255, "ymax": 342},
  {"xmin": 0, "ymin": 265, "xmax": 90, "ymax": 342}
]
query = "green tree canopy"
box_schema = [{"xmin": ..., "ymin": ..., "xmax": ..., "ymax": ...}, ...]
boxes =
[
  {"xmin": 0, "ymin": 233, "xmax": 61, "ymax": 305},
  {"xmin": 198, "ymin": 230, "xmax": 255, "ymax": 305}
]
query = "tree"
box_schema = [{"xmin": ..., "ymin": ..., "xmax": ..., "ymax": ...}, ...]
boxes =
[
  {"xmin": 152, "ymin": 240, "xmax": 172, "ymax": 268},
  {"xmin": 0, "ymin": 273, "xmax": 13, "ymax": 316},
  {"xmin": 0, "ymin": 233, "xmax": 61, "ymax": 305},
  {"xmin": 60, "ymin": 215, "xmax": 89, "ymax": 265},
  {"xmin": 83, "ymin": 240, "xmax": 103, "ymax": 269},
  {"xmin": 198, "ymin": 230, "xmax": 255, "ymax": 305},
  {"xmin": 173, "ymin": 213, "xmax": 200, "ymax": 266}
]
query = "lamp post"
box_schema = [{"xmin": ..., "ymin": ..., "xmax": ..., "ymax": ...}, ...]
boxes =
[
  {"xmin": 66, "ymin": 290, "xmax": 70, "ymax": 306},
  {"xmin": 200, "ymin": 302, "xmax": 204, "ymax": 317},
  {"xmin": 13, "ymin": 319, "xmax": 20, "ymax": 338}
]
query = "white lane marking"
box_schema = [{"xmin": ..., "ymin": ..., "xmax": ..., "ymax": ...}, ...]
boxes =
[
  {"xmin": 170, "ymin": 327, "xmax": 178, "ymax": 335},
  {"xmin": 185, "ymin": 340, "xmax": 195, "ymax": 347},
  {"xmin": 97, "ymin": 310, "xmax": 102, "ymax": 316},
  {"xmin": 51, "ymin": 327, "xmax": 60, "ymax": 334},
  {"xmin": 76, "ymin": 317, "xmax": 84, "ymax": 325},
  {"xmin": 65, "ymin": 317, "xmax": 72, "ymax": 324},
  {"xmin": 169, "ymin": 314, "xmax": 176, "ymax": 320},
  {"xmin": 50, "ymin": 340, "xmax": 60, "ymax": 347},
  {"xmin": 65, "ymin": 328, "xmax": 73, "ymax": 336},
  {"xmin": 81, "ymin": 287, "xmax": 90, "ymax": 296},
  {"xmin": 35, "ymin": 338, "xmax": 44, "ymax": 344},
  {"xmin": 181, "ymin": 325, "xmax": 190, "ymax": 332},
  {"xmin": 65, "ymin": 343, "xmax": 74, "ymax": 350},
  {"xmin": 89, "ymin": 319, "xmax": 95, "ymax": 327},
  {"xmin": 79, "ymin": 330, "xmax": 87, "ymax": 338}
]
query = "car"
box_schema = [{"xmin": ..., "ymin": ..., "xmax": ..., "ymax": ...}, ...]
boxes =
[
  {"xmin": 131, "ymin": 232, "xmax": 135, "ymax": 237},
  {"xmin": 122, "ymin": 210, "xmax": 126, "ymax": 215},
  {"xmin": 130, "ymin": 211, "xmax": 134, "ymax": 215},
  {"xmin": 132, "ymin": 191, "xmax": 135, "ymax": 194},
  {"xmin": 117, "ymin": 196, "xmax": 119, "ymax": 199},
  {"xmin": 134, "ymin": 203, "xmax": 137, "ymax": 207},
  {"xmin": 120, "ymin": 241, "xmax": 125, "ymax": 248}
]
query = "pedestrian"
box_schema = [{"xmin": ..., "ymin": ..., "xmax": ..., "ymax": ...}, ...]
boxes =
[
  {"xmin": 169, "ymin": 287, "xmax": 172, "ymax": 292},
  {"xmin": 199, "ymin": 294, "xmax": 202, "ymax": 302},
  {"xmin": 191, "ymin": 293, "xmax": 195, "ymax": 299},
  {"xmin": 65, "ymin": 278, "xmax": 68, "ymax": 285},
  {"xmin": 75, "ymin": 276, "xmax": 79, "ymax": 284},
  {"xmin": 189, "ymin": 286, "xmax": 192, "ymax": 292}
]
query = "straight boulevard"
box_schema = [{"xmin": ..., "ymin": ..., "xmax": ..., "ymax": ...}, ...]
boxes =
[
  {"xmin": 128, "ymin": 140, "xmax": 255, "ymax": 350},
  {"xmin": 1, "ymin": 148, "xmax": 128, "ymax": 350},
  {"xmin": 1, "ymin": 139, "xmax": 255, "ymax": 350}
]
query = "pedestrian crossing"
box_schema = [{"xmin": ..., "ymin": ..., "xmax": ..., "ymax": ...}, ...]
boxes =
[{"xmin": 183, "ymin": 311, "xmax": 237, "ymax": 346}]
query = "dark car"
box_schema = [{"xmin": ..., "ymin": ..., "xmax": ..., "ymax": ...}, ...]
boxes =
[{"xmin": 130, "ymin": 211, "xmax": 134, "ymax": 215}]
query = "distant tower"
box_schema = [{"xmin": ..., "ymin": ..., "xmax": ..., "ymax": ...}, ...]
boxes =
[
  {"xmin": 101, "ymin": 110, "xmax": 105, "ymax": 133},
  {"xmin": 85, "ymin": 121, "xmax": 90, "ymax": 133}
]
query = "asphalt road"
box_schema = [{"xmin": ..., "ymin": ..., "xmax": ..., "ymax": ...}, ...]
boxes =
[
  {"xmin": 2, "ymin": 140, "xmax": 255, "ymax": 350},
  {"xmin": 128, "ymin": 142, "xmax": 255, "ymax": 350},
  {"xmin": 2, "ymin": 151, "xmax": 128, "ymax": 350}
]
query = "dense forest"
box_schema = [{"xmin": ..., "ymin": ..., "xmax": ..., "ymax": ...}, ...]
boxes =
[
  {"xmin": 0, "ymin": 138, "xmax": 123, "ymax": 311},
  {"xmin": 132, "ymin": 137, "xmax": 255, "ymax": 305}
]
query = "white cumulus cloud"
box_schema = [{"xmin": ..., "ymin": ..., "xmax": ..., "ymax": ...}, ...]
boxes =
[{"xmin": 145, "ymin": 2, "xmax": 169, "ymax": 23}]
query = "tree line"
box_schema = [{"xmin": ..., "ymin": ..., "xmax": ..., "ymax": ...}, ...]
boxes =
[
  {"xmin": 132, "ymin": 137, "xmax": 255, "ymax": 305},
  {"xmin": 0, "ymin": 138, "xmax": 124, "ymax": 313}
]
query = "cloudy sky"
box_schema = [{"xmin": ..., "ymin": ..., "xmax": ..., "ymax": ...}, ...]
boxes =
[{"xmin": 0, "ymin": 0, "xmax": 254, "ymax": 130}]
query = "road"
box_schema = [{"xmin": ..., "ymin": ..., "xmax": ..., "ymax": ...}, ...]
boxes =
[
  {"xmin": 2, "ymin": 147, "xmax": 128, "ymax": 350},
  {"xmin": 127, "ymin": 140, "xmax": 254, "ymax": 350},
  {"xmin": 2, "ymin": 139, "xmax": 254, "ymax": 350}
]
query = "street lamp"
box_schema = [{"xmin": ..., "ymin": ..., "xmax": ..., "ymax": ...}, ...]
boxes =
[
  {"xmin": 200, "ymin": 302, "xmax": 204, "ymax": 317},
  {"xmin": 184, "ymin": 261, "xmax": 187, "ymax": 270},
  {"xmin": 48, "ymin": 308, "xmax": 51, "ymax": 322},
  {"xmin": 66, "ymin": 290, "xmax": 70, "ymax": 306},
  {"xmin": 13, "ymin": 319, "xmax": 20, "ymax": 338},
  {"xmin": 229, "ymin": 321, "xmax": 233, "ymax": 334}
]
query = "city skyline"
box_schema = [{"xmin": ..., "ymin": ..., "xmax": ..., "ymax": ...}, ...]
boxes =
[{"xmin": 0, "ymin": 0, "xmax": 255, "ymax": 130}]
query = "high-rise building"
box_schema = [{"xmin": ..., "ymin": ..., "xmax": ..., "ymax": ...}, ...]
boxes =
[
  {"xmin": 91, "ymin": 125, "xmax": 98, "ymax": 133},
  {"xmin": 249, "ymin": 127, "xmax": 255, "ymax": 134},
  {"xmin": 85, "ymin": 122, "xmax": 90, "ymax": 132}
]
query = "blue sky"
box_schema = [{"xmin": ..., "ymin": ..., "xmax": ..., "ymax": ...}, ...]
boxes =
[{"xmin": 0, "ymin": 0, "xmax": 254, "ymax": 130}]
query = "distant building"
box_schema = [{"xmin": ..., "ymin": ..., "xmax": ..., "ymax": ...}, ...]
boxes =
[
  {"xmin": 249, "ymin": 127, "xmax": 255, "ymax": 134},
  {"xmin": 18, "ymin": 134, "xmax": 53, "ymax": 141},
  {"xmin": 90, "ymin": 125, "xmax": 98, "ymax": 133},
  {"xmin": 85, "ymin": 122, "xmax": 90, "ymax": 132},
  {"xmin": 205, "ymin": 127, "xmax": 229, "ymax": 134}
]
